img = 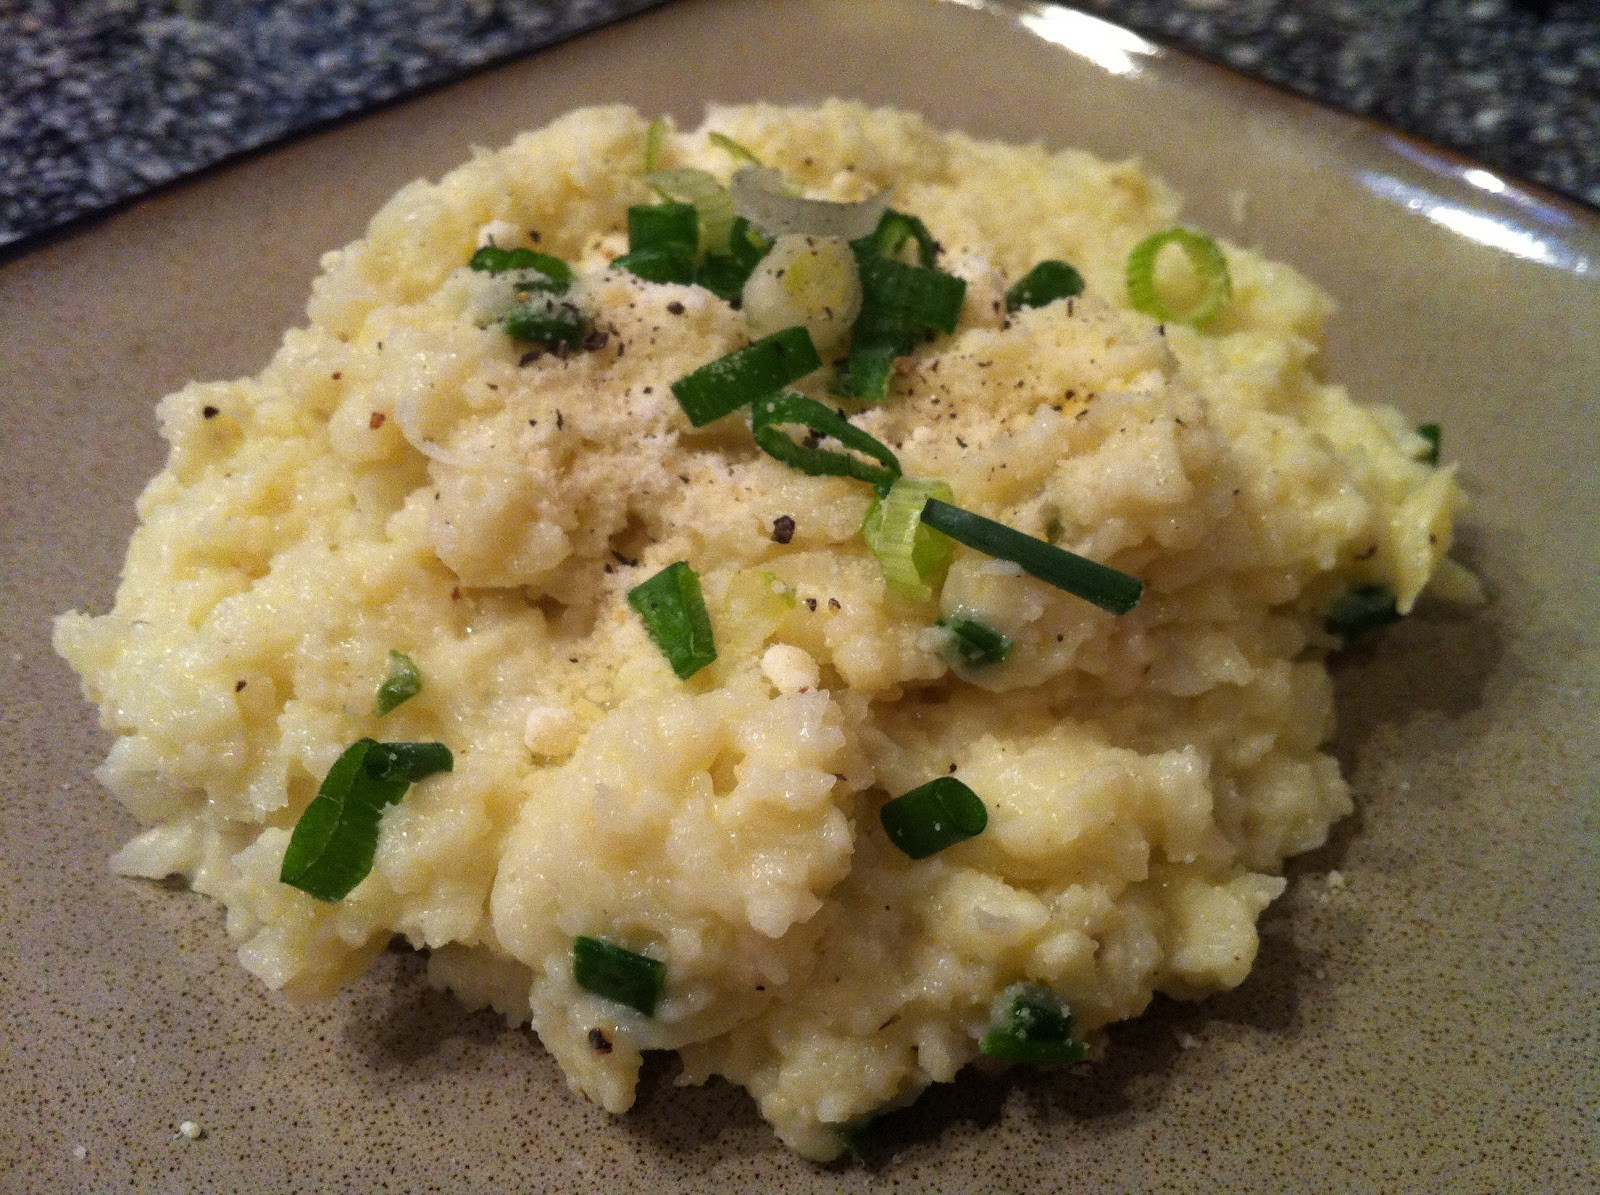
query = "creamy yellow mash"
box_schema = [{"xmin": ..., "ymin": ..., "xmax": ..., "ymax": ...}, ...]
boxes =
[{"xmin": 55, "ymin": 102, "xmax": 1469, "ymax": 1159}]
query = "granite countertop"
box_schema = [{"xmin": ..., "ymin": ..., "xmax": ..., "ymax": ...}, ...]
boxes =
[{"xmin": 1, "ymin": 0, "xmax": 1596, "ymax": 250}]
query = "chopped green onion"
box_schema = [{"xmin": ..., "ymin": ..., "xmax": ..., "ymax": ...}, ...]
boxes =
[
  {"xmin": 879, "ymin": 776, "xmax": 987, "ymax": 859},
  {"xmin": 1125, "ymin": 228, "xmax": 1231, "ymax": 327},
  {"xmin": 280, "ymin": 738, "xmax": 453, "ymax": 902},
  {"xmin": 920, "ymin": 499, "xmax": 1142, "ymax": 615},
  {"xmin": 670, "ymin": 325, "xmax": 821, "ymax": 427},
  {"xmin": 643, "ymin": 116, "xmax": 669, "ymax": 172},
  {"xmin": 862, "ymin": 477, "xmax": 955, "ymax": 601},
  {"xmin": 837, "ymin": 248, "xmax": 966, "ymax": 403},
  {"xmin": 613, "ymin": 246, "xmax": 695, "ymax": 286},
  {"xmin": 468, "ymin": 246, "xmax": 574, "ymax": 293},
  {"xmin": 628, "ymin": 202, "xmax": 698, "ymax": 257},
  {"xmin": 572, "ymin": 935, "xmax": 666, "ymax": 1016},
  {"xmin": 1417, "ymin": 423, "xmax": 1442, "ymax": 465},
  {"xmin": 694, "ymin": 217, "xmax": 770, "ymax": 302},
  {"xmin": 627, "ymin": 561, "xmax": 717, "ymax": 680},
  {"xmin": 941, "ymin": 616, "xmax": 1011, "ymax": 667},
  {"xmin": 502, "ymin": 295, "xmax": 589, "ymax": 349},
  {"xmin": 750, "ymin": 391, "xmax": 901, "ymax": 490},
  {"xmin": 854, "ymin": 209, "xmax": 937, "ymax": 269},
  {"xmin": 708, "ymin": 130, "xmax": 763, "ymax": 166},
  {"xmin": 1325, "ymin": 585, "xmax": 1401, "ymax": 638},
  {"xmin": 979, "ymin": 982, "xmax": 1088, "ymax": 1064},
  {"xmin": 1005, "ymin": 260, "xmax": 1085, "ymax": 312},
  {"xmin": 615, "ymin": 202, "xmax": 699, "ymax": 285},
  {"xmin": 645, "ymin": 168, "xmax": 735, "ymax": 258},
  {"xmin": 373, "ymin": 650, "xmax": 421, "ymax": 716}
]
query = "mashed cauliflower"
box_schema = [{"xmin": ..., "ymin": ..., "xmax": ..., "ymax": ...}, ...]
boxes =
[{"xmin": 55, "ymin": 102, "xmax": 1469, "ymax": 1159}]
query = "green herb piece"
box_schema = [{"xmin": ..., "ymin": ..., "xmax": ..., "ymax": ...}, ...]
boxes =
[
  {"xmin": 979, "ymin": 982, "xmax": 1088, "ymax": 1064},
  {"xmin": 627, "ymin": 561, "xmax": 717, "ymax": 680},
  {"xmin": 941, "ymin": 616, "xmax": 1011, "ymax": 667},
  {"xmin": 373, "ymin": 650, "xmax": 422, "ymax": 717},
  {"xmin": 643, "ymin": 116, "xmax": 669, "ymax": 172},
  {"xmin": 854, "ymin": 208, "xmax": 937, "ymax": 268},
  {"xmin": 613, "ymin": 246, "xmax": 695, "ymax": 286},
  {"xmin": 1005, "ymin": 260, "xmax": 1085, "ymax": 312},
  {"xmin": 708, "ymin": 130, "xmax": 763, "ymax": 166},
  {"xmin": 646, "ymin": 167, "xmax": 736, "ymax": 258},
  {"xmin": 694, "ymin": 217, "xmax": 770, "ymax": 302},
  {"xmin": 862, "ymin": 477, "xmax": 956, "ymax": 602},
  {"xmin": 837, "ymin": 218, "xmax": 965, "ymax": 402},
  {"xmin": 880, "ymin": 776, "xmax": 988, "ymax": 859},
  {"xmin": 670, "ymin": 325, "xmax": 822, "ymax": 427},
  {"xmin": 920, "ymin": 499, "xmax": 1142, "ymax": 615},
  {"xmin": 502, "ymin": 294, "xmax": 589, "ymax": 349},
  {"xmin": 751, "ymin": 391, "xmax": 901, "ymax": 490},
  {"xmin": 1125, "ymin": 228, "xmax": 1231, "ymax": 327},
  {"xmin": 280, "ymin": 738, "xmax": 453, "ymax": 902},
  {"xmin": 573, "ymin": 935, "xmax": 666, "ymax": 1016},
  {"xmin": 468, "ymin": 246, "xmax": 574, "ymax": 293},
  {"xmin": 1325, "ymin": 585, "xmax": 1402, "ymax": 638},
  {"xmin": 616, "ymin": 201, "xmax": 698, "ymax": 283},
  {"xmin": 1417, "ymin": 423, "xmax": 1442, "ymax": 465},
  {"xmin": 629, "ymin": 201, "xmax": 698, "ymax": 256}
]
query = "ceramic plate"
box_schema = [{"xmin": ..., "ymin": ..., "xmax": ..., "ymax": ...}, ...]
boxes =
[{"xmin": 3, "ymin": 1, "xmax": 1595, "ymax": 1189}]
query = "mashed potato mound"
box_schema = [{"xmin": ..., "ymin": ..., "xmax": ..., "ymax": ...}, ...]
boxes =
[{"xmin": 56, "ymin": 102, "xmax": 1469, "ymax": 1159}]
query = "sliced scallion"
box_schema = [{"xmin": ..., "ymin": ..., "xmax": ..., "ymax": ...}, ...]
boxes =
[
  {"xmin": 1005, "ymin": 260, "xmax": 1085, "ymax": 312},
  {"xmin": 645, "ymin": 167, "xmax": 735, "ymax": 258},
  {"xmin": 979, "ymin": 982, "xmax": 1088, "ymax": 1064},
  {"xmin": 502, "ymin": 294, "xmax": 589, "ymax": 349},
  {"xmin": 373, "ymin": 650, "xmax": 421, "ymax": 717},
  {"xmin": 1125, "ymin": 228, "xmax": 1231, "ymax": 327},
  {"xmin": 855, "ymin": 209, "xmax": 937, "ymax": 269},
  {"xmin": 920, "ymin": 499, "xmax": 1142, "ymax": 615},
  {"xmin": 670, "ymin": 325, "xmax": 822, "ymax": 427},
  {"xmin": 861, "ymin": 477, "xmax": 955, "ymax": 602},
  {"xmin": 627, "ymin": 561, "xmax": 717, "ymax": 680},
  {"xmin": 1417, "ymin": 423, "xmax": 1441, "ymax": 465},
  {"xmin": 751, "ymin": 391, "xmax": 901, "ymax": 490},
  {"xmin": 613, "ymin": 246, "xmax": 695, "ymax": 286},
  {"xmin": 1325, "ymin": 585, "xmax": 1401, "ymax": 639},
  {"xmin": 941, "ymin": 616, "xmax": 1011, "ymax": 667},
  {"xmin": 469, "ymin": 246, "xmax": 574, "ymax": 293},
  {"xmin": 708, "ymin": 131, "xmax": 763, "ymax": 167},
  {"xmin": 280, "ymin": 738, "xmax": 453, "ymax": 902},
  {"xmin": 615, "ymin": 202, "xmax": 699, "ymax": 285},
  {"xmin": 573, "ymin": 935, "xmax": 665, "ymax": 1016},
  {"xmin": 837, "ymin": 231, "xmax": 965, "ymax": 402},
  {"xmin": 880, "ymin": 776, "xmax": 987, "ymax": 859},
  {"xmin": 643, "ymin": 116, "xmax": 669, "ymax": 172},
  {"xmin": 694, "ymin": 217, "xmax": 770, "ymax": 302}
]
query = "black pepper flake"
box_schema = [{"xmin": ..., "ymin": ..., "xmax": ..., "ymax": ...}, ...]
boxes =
[
  {"xmin": 827, "ymin": 597, "xmax": 841, "ymax": 610},
  {"xmin": 556, "ymin": 410, "xmax": 565, "ymax": 431},
  {"xmin": 772, "ymin": 515, "xmax": 796, "ymax": 544},
  {"xmin": 569, "ymin": 656, "xmax": 579, "ymax": 664},
  {"xmin": 519, "ymin": 350, "xmax": 542, "ymax": 367},
  {"xmin": 666, "ymin": 301, "xmax": 685, "ymax": 315},
  {"xmin": 804, "ymin": 597, "xmax": 818, "ymax": 612},
  {"xmin": 948, "ymin": 762, "xmax": 957, "ymax": 773},
  {"xmin": 582, "ymin": 328, "xmax": 611, "ymax": 352},
  {"xmin": 801, "ymin": 430, "xmax": 824, "ymax": 450},
  {"xmin": 201, "ymin": 406, "xmax": 219, "ymax": 419},
  {"xmin": 451, "ymin": 586, "xmax": 461, "ymax": 601},
  {"xmin": 529, "ymin": 230, "xmax": 542, "ymax": 243},
  {"xmin": 612, "ymin": 550, "xmax": 640, "ymax": 568},
  {"xmin": 331, "ymin": 371, "xmax": 342, "ymax": 380},
  {"xmin": 235, "ymin": 680, "xmax": 247, "ymax": 692},
  {"xmin": 955, "ymin": 436, "xmax": 968, "ymax": 448},
  {"xmin": 587, "ymin": 1028, "xmax": 613, "ymax": 1055}
]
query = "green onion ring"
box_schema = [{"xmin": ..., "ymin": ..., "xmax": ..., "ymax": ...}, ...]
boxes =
[{"xmin": 1125, "ymin": 228, "xmax": 1231, "ymax": 327}]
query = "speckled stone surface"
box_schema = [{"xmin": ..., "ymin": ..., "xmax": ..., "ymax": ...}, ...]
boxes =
[
  {"xmin": 1, "ymin": 0, "xmax": 1597, "ymax": 249},
  {"xmin": 0, "ymin": 0, "xmax": 669, "ymax": 248}
]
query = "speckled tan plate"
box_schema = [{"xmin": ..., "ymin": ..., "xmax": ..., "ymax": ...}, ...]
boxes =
[{"xmin": 3, "ymin": 0, "xmax": 1595, "ymax": 1190}]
